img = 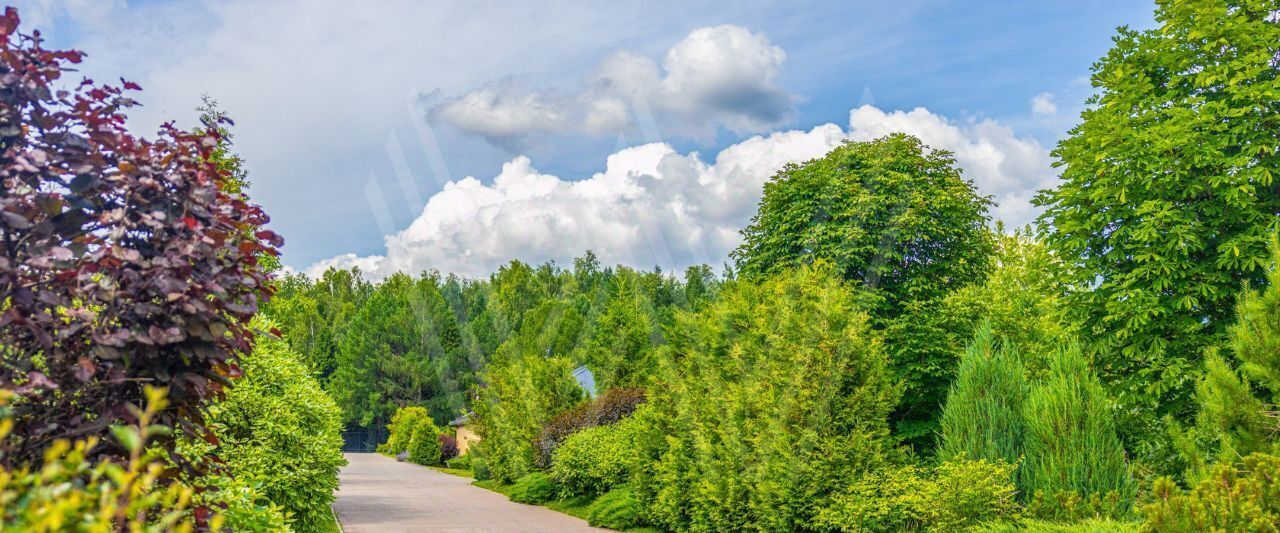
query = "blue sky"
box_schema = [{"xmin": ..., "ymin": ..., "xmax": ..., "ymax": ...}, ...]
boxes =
[{"xmin": 18, "ymin": 1, "xmax": 1156, "ymax": 277}]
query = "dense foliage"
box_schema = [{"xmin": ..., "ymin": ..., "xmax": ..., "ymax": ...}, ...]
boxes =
[
  {"xmin": 548, "ymin": 406, "xmax": 646, "ymax": 497},
  {"xmin": 0, "ymin": 7, "xmax": 280, "ymax": 469},
  {"xmin": 535, "ymin": 387, "xmax": 645, "ymax": 467},
  {"xmin": 634, "ymin": 266, "xmax": 899, "ymax": 531},
  {"xmin": 1140, "ymin": 453, "xmax": 1280, "ymax": 532},
  {"xmin": 734, "ymin": 133, "xmax": 995, "ymax": 447},
  {"xmin": 815, "ymin": 458, "xmax": 1020, "ymax": 532},
  {"xmin": 1035, "ymin": 0, "xmax": 1280, "ymax": 437},
  {"xmin": 938, "ymin": 322, "xmax": 1028, "ymax": 470},
  {"xmin": 186, "ymin": 320, "xmax": 345, "ymax": 532}
]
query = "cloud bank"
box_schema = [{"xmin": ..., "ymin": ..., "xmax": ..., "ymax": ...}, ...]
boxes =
[
  {"xmin": 308, "ymin": 105, "xmax": 1055, "ymax": 279},
  {"xmin": 431, "ymin": 25, "xmax": 795, "ymax": 146}
]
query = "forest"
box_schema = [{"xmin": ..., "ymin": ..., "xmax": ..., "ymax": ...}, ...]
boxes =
[{"xmin": 1, "ymin": 0, "xmax": 1279, "ymax": 531}]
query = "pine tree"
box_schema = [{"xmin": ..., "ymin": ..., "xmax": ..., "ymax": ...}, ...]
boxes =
[
  {"xmin": 1022, "ymin": 345, "xmax": 1134, "ymax": 507},
  {"xmin": 938, "ymin": 322, "xmax": 1029, "ymax": 473}
]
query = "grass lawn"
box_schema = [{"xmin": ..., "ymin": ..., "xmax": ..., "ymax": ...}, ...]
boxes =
[
  {"xmin": 429, "ymin": 466, "xmax": 475, "ymax": 478},
  {"xmin": 469, "ymin": 479, "xmax": 660, "ymax": 532}
]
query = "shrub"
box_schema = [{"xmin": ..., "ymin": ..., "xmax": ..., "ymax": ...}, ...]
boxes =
[
  {"xmin": 0, "ymin": 6, "xmax": 280, "ymax": 468},
  {"xmin": 186, "ymin": 318, "xmax": 345, "ymax": 532},
  {"xmin": 384, "ymin": 406, "xmax": 433, "ymax": 456},
  {"xmin": 550, "ymin": 407, "xmax": 646, "ymax": 496},
  {"xmin": 446, "ymin": 454, "xmax": 473, "ymax": 470},
  {"xmin": 1139, "ymin": 453, "xmax": 1280, "ymax": 532},
  {"xmin": 508, "ymin": 472, "xmax": 559, "ymax": 505},
  {"xmin": 815, "ymin": 458, "xmax": 1021, "ymax": 532},
  {"xmin": 0, "ymin": 386, "xmax": 214, "ymax": 530},
  {"xmin": 407, "ymin": 419, "xmax": 444, "ymax": 466},
  {"xmin": 939, "ymin": 321, "xmax": 1029, "ymax": 472},
  {"xmin": 1023, "ymin": 345, "xmax": 1135, "ymax": 514},
  {"xmin": 472, "ymin": 458, "xmax": 492, "ymax": 481},
  {"xmin": 587, "ymin": 486, "xmax": 644, "ymax": 530},
  {"xmin": 440, "ymin": 433, "xmax": 459, "ymax": 463},
  {"xmin": 635, "ymin": 266, "xmax": 900, "ymax": 531},
  {"xmin": 973, "ymin": 519, "xmax": 1138, "ymax": 532},
  {"xmin": 535, "ymin": 387, "xmax": 646, "ymax": 467}
]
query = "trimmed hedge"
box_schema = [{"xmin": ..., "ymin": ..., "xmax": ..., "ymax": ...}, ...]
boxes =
[
  {"xmin": 384, "ymin": 406, "xmax": 433, "ymax": 457},
  {"xmin": 406, "ymin": 419, "xmax": 444, "ymax": 466}
]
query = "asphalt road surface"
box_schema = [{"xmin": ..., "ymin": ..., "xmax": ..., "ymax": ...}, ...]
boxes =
[{"xmin": 334, "ymin": 453, "xmax": 609, "ymax": 532}]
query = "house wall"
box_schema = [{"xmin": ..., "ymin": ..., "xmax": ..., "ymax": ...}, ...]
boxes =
[{"xmin": 455, "ymin": 424, "xmax": 481, "ymax": 456}]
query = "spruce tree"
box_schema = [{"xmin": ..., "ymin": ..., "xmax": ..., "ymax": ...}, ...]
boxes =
[{"xmin": 938, "ymin": 322, "xmax": 1029, "ymax": 473}]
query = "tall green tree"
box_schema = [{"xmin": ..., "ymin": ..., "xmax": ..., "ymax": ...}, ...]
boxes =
[
  {"xmin": 329, "ymin": 273, "xmax": 438, "ymax": 430},
  {"xmin": 1035, "ymin": 0, "xmax": 1280, "ymax": 425},
  {"xmin": 733, "ymin": 134, "xmax": 995, "ymax": 447},
  {"xmin": 583, "ymin": 277, "xmax": 655, "ymax": 389}
]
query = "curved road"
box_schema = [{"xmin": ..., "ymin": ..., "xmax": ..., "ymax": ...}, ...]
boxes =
[{"xmin": 334, "ymin": 453, "xmax": 608, "ymax": 532}]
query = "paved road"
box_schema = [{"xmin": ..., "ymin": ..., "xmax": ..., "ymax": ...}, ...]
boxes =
[{"xmin": 334, "ymin": 453, "xmax": 609, "ymax": 532}]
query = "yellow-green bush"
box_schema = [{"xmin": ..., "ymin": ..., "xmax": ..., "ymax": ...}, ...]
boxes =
[
  {"xmin": 587, "ymin": 486, "xmax": 643, "ymax": 530},
  {"xmin": 549, "ymin": 406, "xmax": 646, "ymax": 497},
  {"xmin": 508, "ymin": 472, "xmax": 559, "ymax": 505},
  {"xmin": 635, "ymin": 266, "xmax": 900, "ymax": 531},
  {"xmin": 406, "ymin": 418, "xmax": 444, "ymax": 466},
  {"xmin": 1139, "ymin": 453, "xmax": 1280, "ymax": 532},
  {"xmin": 0, "ymin": 387, "xmax": 213, "ymax": 532},
  {"xmin": 383, "ymin": 406, "xmax": 433, "ymax": 456},
  {"xmin": 815, "ymin": 458, "xmax": 1021, "ymax": 532}
]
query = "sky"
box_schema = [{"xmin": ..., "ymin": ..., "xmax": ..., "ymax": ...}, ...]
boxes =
[{"xmin": 17, "ymin": 0, "xmax": 1157, "ymax": 278}]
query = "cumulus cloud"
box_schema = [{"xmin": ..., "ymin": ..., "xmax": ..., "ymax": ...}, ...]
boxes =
[
  {"xmin": 1030, "ymin": 92, "xmax": 1058, "ymax": 116},
  {"xmin": 308, "ymin": 105, "xmax": 1054, "ymax": 279},
  {"xmin": 431, "ymin": 25, "xmax": 794, "ymax": 146}
]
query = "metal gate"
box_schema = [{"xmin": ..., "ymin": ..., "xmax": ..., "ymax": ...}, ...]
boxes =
[{"xmin": 341, "ymin": 428, "xmax": 387, "ymax": 453}]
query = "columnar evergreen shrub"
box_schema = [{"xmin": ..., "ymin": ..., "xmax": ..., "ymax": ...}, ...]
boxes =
[
  {"xmin": 549, "ymin": 406, "xmax": 646, "ymax": 496},
  {"xmin": 1139, "ymin": 452, "xmax": 1280, "ymax": 532},
  {"xmin": 407, "ymin": 419, "xmax": 444, "ymax": 466},
  {"xmin": 939, "ymin": 321, "xmax": 1029, "ymax": 471},
  {"xmin": 635, "ymin": 265, "xmax": 899, "ymax": 531},
  {"xmin": 1195, "ymin": 235, "xmax": 1280, "ymax": 461},
  {"xmin": 1022, "ymin": 345, "xmax": 1135, "ymax": 512},
  {"xmin": 815, "ymin": 458, "xmax": 1021, "ymax": 532},
  {"xmin": 473, "ymin": 354, "xmax": 583, "ymax": 482}
]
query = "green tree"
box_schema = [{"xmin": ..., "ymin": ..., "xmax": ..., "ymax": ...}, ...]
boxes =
[
  {"xmin": 584, "ymin": 278, "xmax": 655, "ymax": 389},
  {"xmin": 734, "ymin": 133, "xmax": 995, "ymax": 448},
  {"xmin": 1022, "ymin": 345, "xmax": 1135, "ymax": 511},
  {"xmin": 329, "ymin": 273, "xmax": 438, "ymax": 431},
  {"xmin": 1194, "ymin": 235, "xmax": 1280, "ymax": 462},
  {"xmin": 636, "ymin": 265, "xmax": 899, "ymax": 531},
  {"xmin": 1035, "ymin": 0, "xmax": 1280, "ymax": 426},
  {"xmin": 938, "ymin": 322, "xmax": 1029, "ymax": 473},
  {"xmin": 472, "ymin": 353, "xmax": 584, "ymax": 482}
]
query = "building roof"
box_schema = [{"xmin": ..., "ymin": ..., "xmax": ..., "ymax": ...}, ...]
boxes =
[
  {"xmin": 448, "ymin": 412, "xmax": 472, "ymax": 427},
  {"xmin": 572, "ymin": 365, "xmax": 597, "ymax": 398}
]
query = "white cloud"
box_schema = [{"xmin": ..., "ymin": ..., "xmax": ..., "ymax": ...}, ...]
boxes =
[
  {"xmin": 1030, "ymin": 92, "xmax": 1058, "ymax": 116},
  {"xmin": 847, "ymin": 106, "xmax": 1056, "ymax": 225},
  {"xmin": 309, "ymin": 105, "xmax": 1054, "ymax": 279},
  {"xmin": 431, "ymin": 25, "xmax": 795, "ymax": 146}
]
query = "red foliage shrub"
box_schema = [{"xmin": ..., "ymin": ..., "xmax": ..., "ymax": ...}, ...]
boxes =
[
  {"xmin": 0, "ymin": 9, "xmax": 280, "ymax": 469},
  {"xmin": 439, "ymin": 433, "xmax": 459, "ymax": 462},
  {"xmin": 535, "ymin": 388, "xmax": 646, "ymax": 467}
]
